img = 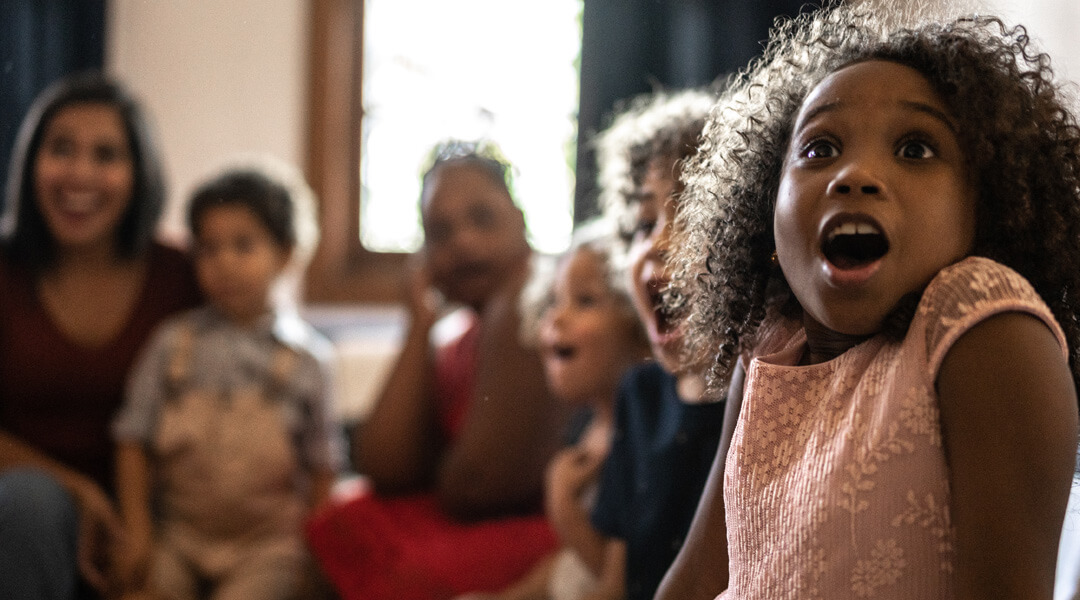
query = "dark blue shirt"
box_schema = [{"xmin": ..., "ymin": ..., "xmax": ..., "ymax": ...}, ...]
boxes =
[{"xmin": 590, "ymin": 361, "xmax": 725, "ymax": 600}]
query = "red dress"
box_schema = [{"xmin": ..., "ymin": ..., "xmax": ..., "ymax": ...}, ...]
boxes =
[
  {"xmin": 0, "ymin": 243, "xmax": 202, "ymax": 493},
  {"xmin": 306, "ymin": 313, "xmax": 558, "ymax": 599}
]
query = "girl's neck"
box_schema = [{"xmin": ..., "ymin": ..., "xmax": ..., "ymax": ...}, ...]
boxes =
[{"xmin": 801, "ymin": 316, "xmax": 872, "ymax": 365}]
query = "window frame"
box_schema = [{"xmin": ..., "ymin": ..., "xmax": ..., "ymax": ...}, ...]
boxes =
[{"xmin": 305, "ymin": 0, "xmax": 404, "ymax": 304}]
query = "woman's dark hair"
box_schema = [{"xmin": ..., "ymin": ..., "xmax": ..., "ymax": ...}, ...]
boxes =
[
  {"xmin": 0, "ymin": 71, "xmax": 166, "ymax": 271},
  {"xmin": 187, "ymin": 169, "xmax": 296, "ymax": 250},
  {"xmin": 675, "ymin": 3, "xmax": 1080, "ymax": 393}
]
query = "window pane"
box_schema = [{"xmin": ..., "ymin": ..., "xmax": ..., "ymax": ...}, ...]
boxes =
[{"xmin": 360, "ymin": 0, "xmax": 583, "ymax": 254}]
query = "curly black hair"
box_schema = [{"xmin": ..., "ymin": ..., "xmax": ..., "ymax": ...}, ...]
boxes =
[{"xmin": 675, "ymin": 3, "xmax": 1080, "ymax": 394}]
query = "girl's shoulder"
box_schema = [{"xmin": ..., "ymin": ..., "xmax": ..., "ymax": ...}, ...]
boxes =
[{"xmin": 916, "ymin": 256, "xmax": 1066, "ymax": 373}]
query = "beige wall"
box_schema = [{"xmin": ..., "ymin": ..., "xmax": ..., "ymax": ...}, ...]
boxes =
[
  {"xmin": 987, "ymin": 0, "xmax": 1080, "ymax": 87},
  {"xmin": 105, "ymin": 0, "xmax": 310, "ymax": 244}
]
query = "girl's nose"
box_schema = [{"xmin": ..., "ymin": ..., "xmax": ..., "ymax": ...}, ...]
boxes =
[
  {"xmin": 70, "ymin": 152, "xmax": 97, "ymax": 181},
  {"xmin": 827, "ymin": 161, "xmax": 883, "ymax": 196}
]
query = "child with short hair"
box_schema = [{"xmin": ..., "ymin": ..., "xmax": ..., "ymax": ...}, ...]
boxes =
[
  {"xmin": 659, "ymin": 4, "xmax": 1080, "ymax": 599},
  {"xmin": 112, "ymin": 160, "xmax": 342, "ymax": 600}
]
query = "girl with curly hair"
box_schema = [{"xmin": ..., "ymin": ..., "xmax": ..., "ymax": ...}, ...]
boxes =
[{"xmin": 657, "ymin": 3, "xmax": 1080, "ymax": 599}]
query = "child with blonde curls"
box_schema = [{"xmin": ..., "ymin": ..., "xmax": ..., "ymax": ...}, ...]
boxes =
[{"xmin": 657, "ymin": 3, "xmax": 1080, "ymax": 599}]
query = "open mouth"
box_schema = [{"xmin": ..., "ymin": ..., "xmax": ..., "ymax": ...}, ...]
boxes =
[
  {"xmin": 647, "ymin": 282, "xmax": 677, "ymax": 335},
  {"xmin": 821, "ymin": 220, "xmax": 889, "ymax": 270}
]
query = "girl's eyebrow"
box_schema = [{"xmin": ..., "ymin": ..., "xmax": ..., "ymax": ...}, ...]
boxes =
[
  {"xmin": 900, "ymin": 101, "xmax": 958, "ymax": 133},
  {"xmin": 794, "ymin": 99, "xmax": 958, "ymax": 134},
  {"xmin": 793, "ymin": 100, "xmax": 841, "ymax": 132}
]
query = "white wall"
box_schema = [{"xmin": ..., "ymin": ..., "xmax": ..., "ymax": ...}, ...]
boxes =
[
  {"xmin": 105, "ymin": 0, "xmax": 310, "ymax": 244},
  {"xmin": 986, "ymin": 0, "xmax": 1080, "ymax": 89}
]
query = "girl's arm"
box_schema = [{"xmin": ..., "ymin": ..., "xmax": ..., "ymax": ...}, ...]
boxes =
[
  {"xmin": 354, "ymin": 261, "xmax": 441, "ymax": 493},
  {"xmin": 437, "ymin": 264, "xmax": 561, "ymax": 518},
  {"xmin": 653, "ymin": 357, "xmax": 744, "ymax": 600},
  {"xmin": 114, "ymin": 441, "xmax": 154, "ymax": 594},
  {"xmin": 937, "ymin": 312, "xmax": 1078, "ymax": 600}
]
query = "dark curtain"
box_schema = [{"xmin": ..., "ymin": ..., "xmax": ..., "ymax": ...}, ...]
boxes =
[
  {"xmin": 0, "ymin": 0, "xmax": 105, "ymax": 212},
  {"xmin": 574, "ymin": 0, "xmax": 816, "ymax": 221}
]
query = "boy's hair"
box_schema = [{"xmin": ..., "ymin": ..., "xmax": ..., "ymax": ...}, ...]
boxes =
[
  {"xmin": 674, "ymin": 2, "xmax": 1080, "ymax": 393},
  {"xmin": 594, "ymin": 89, "xmax": 716, "ymax": 244},
  {"xmin": 1, "ymin": 71, "xmax": 166, "ymax": 272},
  {"xmin": 188, "ymin": 170, "xmax": 297, "ymax": 249},
  {"xmin": 187, "ymin": 157, "xmax": 318, "ymax": 257}
]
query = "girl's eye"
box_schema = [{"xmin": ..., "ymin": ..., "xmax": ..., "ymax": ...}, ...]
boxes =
[
  {"xmin": 44, "ymin": 137, "xmax": 76, "ymax": 157},
  {"xmin": 897, "ymin": 140, "xmax": 936, "ymax": 159},
  {"xmin": 633, "ymin": 218, "xmax": 656, "ymax": 239},
  {"xmin": 803, "ymin": 140, "xmax": 839, "ymax": 160},
  {"xmin": 575, "ymin": 292, "xmax": 599, "ymax": 308},
  {"xmin": 93, "ymin": 143, "xmax": 127, "ymax": 164}
]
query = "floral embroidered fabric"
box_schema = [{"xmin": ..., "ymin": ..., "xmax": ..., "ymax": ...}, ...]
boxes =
[{"xmin": 720, "ymin": 257, "xmax": 1066, "ymax": 599}]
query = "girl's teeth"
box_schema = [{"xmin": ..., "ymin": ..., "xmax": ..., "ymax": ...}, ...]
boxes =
[{"xmin": 827, "ymin": 221, "xmax": 880, "ymax": 241}]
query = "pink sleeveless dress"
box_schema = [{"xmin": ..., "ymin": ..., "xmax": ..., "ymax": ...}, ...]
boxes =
[{"xmin": 721, "ymin": 257, "xmax": 1067, "ymax": 599}]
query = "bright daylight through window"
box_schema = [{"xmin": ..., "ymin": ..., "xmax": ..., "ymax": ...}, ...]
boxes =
[{"xmin": 359, "ymin": 0, "xmax": 583, "ymax": 254}]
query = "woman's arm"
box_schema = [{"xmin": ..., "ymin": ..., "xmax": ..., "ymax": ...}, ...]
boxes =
[
  {"xmin": 938, "ymin": 312, "xmax": 1078, "ymax": 600},
  {"xmin": 437, "ymin": 264, "xmax": 561, "ymax": 518},
  {"xmin": 354, "ymin": 260, "xmax": 442, "ymax": 493},
  {"xmin": 653, "ymin": 357, "xmax": 744, "ymax": 600}
]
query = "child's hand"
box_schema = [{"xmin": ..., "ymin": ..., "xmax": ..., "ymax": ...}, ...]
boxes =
[{"xmin": 545, "ymin": 447, "xmax": 604, "ymax": 527}]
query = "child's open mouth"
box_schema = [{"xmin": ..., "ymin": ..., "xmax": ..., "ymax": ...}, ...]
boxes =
[
  {"xmin": 821, "ymin": 219, "xmax": 889, "ymax": 270},
  {"xmin": 648, "ymin": 284, "xmax": 677, "ymax": 335}
]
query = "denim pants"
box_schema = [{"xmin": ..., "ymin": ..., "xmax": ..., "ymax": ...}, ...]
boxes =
[{"xmin": 0, "ymin": 468, "xmax": 80, "ymax": 600}]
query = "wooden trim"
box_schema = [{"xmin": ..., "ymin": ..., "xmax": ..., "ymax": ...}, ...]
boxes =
[{"xmin": 304, "ymin": 0, "xmax": 407, "ymax": 304}]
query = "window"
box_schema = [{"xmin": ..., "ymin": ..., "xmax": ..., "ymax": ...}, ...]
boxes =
[{"xmin": 305, "ymin": 0, "xmax": 582, "ymax": 303}]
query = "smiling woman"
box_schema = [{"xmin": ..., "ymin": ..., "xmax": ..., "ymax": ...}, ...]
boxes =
[{"xmin": 0, "ymin": 72, "xmax": 201, "ymax": 599}]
